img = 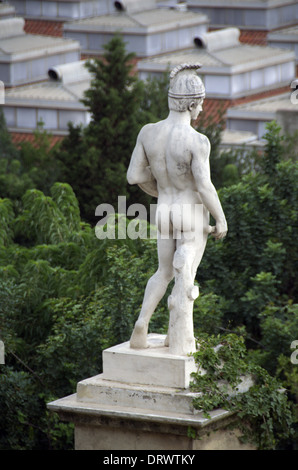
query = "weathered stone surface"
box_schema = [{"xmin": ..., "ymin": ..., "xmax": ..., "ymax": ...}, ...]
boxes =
[
  {"xmin": 47, "ymin": 333, "xmax": 255, "ymax": 450},
  {"xmin": 127, "ymin": 64, "xmax": 227, "ymax": 356},
  {"xmin": 102, "ymin": 334, "xmax": 199, "ymax": 388}
]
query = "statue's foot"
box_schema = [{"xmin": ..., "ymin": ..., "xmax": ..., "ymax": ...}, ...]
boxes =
[
  {"xmin": 130, "ymin": 319, "xmax": 148, "ymax": 349},
  {"xmin": 164, "ymin": 334, "xmax": 169, "ymax": 347}
]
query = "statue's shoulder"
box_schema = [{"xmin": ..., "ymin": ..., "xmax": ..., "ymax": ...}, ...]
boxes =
[
  {"xmin": 138, "ymin": 120, "xmax": 164, "ymax": 141},
  {"xmin": 192, "ymin": 128, "xmax": 210, "ymax": 148},
  {"xmin": 192, "ymin": 127, "xmax": 210, "ymax": 142},
  {"xmin": 189, "ymin": 129, "xmax": 211, "ymax": 159},
  {"xmin": 138, "ymin": 121, "xmax": 158, "ymax": 136}
]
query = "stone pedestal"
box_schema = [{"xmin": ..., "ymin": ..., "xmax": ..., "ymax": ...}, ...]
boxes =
[
  {"xmin": 47, "ymin": 334, "xmax": 255, "ymax": 450},
  {"xmin": 102, "ymin": 334, "xmax": 197, "ymax": 388}
]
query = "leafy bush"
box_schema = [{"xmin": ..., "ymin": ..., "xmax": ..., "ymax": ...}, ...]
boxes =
[{"xmin": 190, "ymin": 333, "xmax": 295, "ymax": 450}]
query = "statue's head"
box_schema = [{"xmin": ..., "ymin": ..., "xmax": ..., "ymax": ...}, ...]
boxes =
[{"xmin": 168, "ymin": 64, "xmax": 205, "ymax": 115}]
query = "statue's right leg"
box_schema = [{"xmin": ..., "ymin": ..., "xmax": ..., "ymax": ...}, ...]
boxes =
[
  {"xmin": 130, "ymin": 235, "xmax": 175, "ymax": 349},
  {"xmin": 166, "ymin": 224, "xmax": 208, "ymax": 355}
]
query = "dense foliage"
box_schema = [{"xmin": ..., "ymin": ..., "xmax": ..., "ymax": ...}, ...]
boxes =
[
  {"xmin": 0, "ymin": 37, "xmax": 297, "ymax": 450},
  {"xmin": 190, "ymin": 333, "xmax": 295, "ymax": 450},
  {"xmin": 53, "ymin": 36, "xmax": 153, "ymax": 224}
]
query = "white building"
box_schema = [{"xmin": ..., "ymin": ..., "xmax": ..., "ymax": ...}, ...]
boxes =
[
  {"xmin": 7, "ymin": 0, "xmax": 113, "ymax": 21},
  {"xmin": 268, "ymin": 26, "xmax": 298, "ymax": 65},
  {"xmin": 62, "ymin": 0, "xmax": 209, "ymax": 57},
  {"xmin": 2, "ymin": 60, "xmax": 92, "ymax": 134},
  {"xmin": 186, "ymin": 0, "xmax": 298, "ymax": 32},
  {"xmin": 0, "ymin": 1, "xmax": 16, "ymax": 19},
  {"xmin": 0, "ymin": 17, "xmax": 81, "ymax": 87},
  {"xmin": 226, "ymin": 92, "xmax": 297, "ymax": 139},
  {"xmin": 137, "ymin": 28, "xmax": 296, "ymax": 100}
]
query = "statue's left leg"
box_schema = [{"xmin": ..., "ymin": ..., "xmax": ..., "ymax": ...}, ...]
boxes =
[{"xmin": 130, "ymin": 235, "xmax": 175, "ymax": 349}]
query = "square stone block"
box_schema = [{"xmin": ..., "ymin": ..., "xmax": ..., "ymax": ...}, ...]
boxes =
[
  {"xmin": 76, "ymin": 374, "xmax": 201, "ymax": 415},
  {"xmin": 102, "ymin": 334, "xmax": 198, "ymax": 389}
]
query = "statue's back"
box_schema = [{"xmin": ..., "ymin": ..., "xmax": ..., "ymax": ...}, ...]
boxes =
[{"xmin": 142, "ymin": 119, "xmax": 197, "ymax": 194}]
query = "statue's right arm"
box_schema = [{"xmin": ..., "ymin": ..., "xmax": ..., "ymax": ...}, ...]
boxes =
[
  {"xmin": 191, "ymin": 134, "xmax": 227, "ymax": 240},
  {"xmin": 127, "ymin": 127, "xmax": 158, "ymax": 198}
]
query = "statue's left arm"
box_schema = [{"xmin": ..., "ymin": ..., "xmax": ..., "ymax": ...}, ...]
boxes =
[
  {"xmin": 127, "ymin": 127, "xmax": 158, "ymax": 198},
  {"xmin": 191, "ymin": 134, "xmax": 227, "ymax": 240}
]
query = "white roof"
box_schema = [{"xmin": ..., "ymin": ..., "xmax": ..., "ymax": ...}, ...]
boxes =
[
  {"xmin": 268, "ymin": 26, "xmax": 298, "ymax": 42},
  {"xmin": 0, "ymin": 16, "xmax": 80, "ymax": 63},
  {"xmin": 220, "ymin": 129, "xmax": 260, "ymax": 145},
  {"xmin": 64, "ymin": 7, "xmax": 208, "ymax": 34},
  {"xmin": 227, "ymin": 93, "xmax": 297, "ymax": 120},
  {"xmin": 4, "ymin": 61, "xmax": 92, "ymax": 109},
  {"xmin": 188, "ymin": 0, "xmax": 295, "ymax": 6},
  {"xmin": 137, "ymin": 29, "xmax": 296, "ymax": 75},
  {"xmin": 138, "ymin": 45, "xmax": 295, "ymax": 74},
  {"xmin": 0, "ymin": 3, "xmax": 16, "ymax": 18},
  {"xmin": 4, "ymin": 81, "xmax": 89, "ymax": 108},
  {"xmin": 0, "ymin": 34, "xmax": 81, "ymax": 62}
]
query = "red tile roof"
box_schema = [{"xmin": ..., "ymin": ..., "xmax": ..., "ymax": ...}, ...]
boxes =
[
  {"xmin": 208, "ymin": 28, "xmax": 268, "ymax": 46},
  {"xmin": 11, "ymin": 132, "xmax": 64, "ymax": 148},
  {"xmin": 24, "ymin": 19, "xmax": 63, "ymax": 37},
  {"xmin": 239, "ymin": 30, "xmax": 268, "ymax": 46}
]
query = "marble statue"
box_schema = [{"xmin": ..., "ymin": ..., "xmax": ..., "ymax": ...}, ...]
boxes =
[{"xmin": 127, "ymin": 64, "xmax": 227, "ymax": 356}]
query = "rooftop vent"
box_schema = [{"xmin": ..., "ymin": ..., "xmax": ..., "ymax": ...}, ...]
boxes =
[
  {"xmin": 114, "ymin": 1, "xmax": 124, "ymax": 11},
  {"xmin": 113, "ymin": 0, "xmax": 155, "ymax": 13},
  {"xmin": 193, "ymin": 36, "xmax": 206, "ymax": 48},
  {"xmin": 48, "ymin": 60, "xmax": 93, "ymax": 84},
  {"xmin": 291, "ymin": 78, "xmax": 298, "ymax": 90},
  {"xmin": 194, "ymin": 27, "xmax": 240, "ymax": 52},
  {"xmin": 0, "ymin": 17, "xmax": 25, "ymax": 39}
]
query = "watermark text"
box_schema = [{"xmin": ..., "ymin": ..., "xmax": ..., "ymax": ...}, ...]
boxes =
[
  {"xmin": 290, "ymin": 340, "xmax": 298, "ymax": 364},
  {"xmin": 95, "ymin": 196, "xmax": 204, "ymax": 240}
]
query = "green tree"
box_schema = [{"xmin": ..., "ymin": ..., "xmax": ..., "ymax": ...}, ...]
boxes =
[
  {"xmin": 0, "ymin": 110, "xmax": 32, "ymax": 203},
  {"xmin": 0, "ymin": 183, "xmax": 158, "ymax": 449},
  {"xmin": 138, "ymin": 71, "xmax": 169, "ymax": 123},
  {"xmin": 0, "ymin": 109, "xmax": 19, "ymax": 161},
  {"xmin": 55, "ymin": 36, "xmax": 148, "ymax": 223},
  {"xmin": 18, "ymin": 123, "xmax": 61, "ymax": 196},
  {"xmin": 0, "ymin": 114, "xmax": 60, "ymax": 206},
  {"xmin": 197, "ymin": 122, "xmax": 297, "ymax": 332}
]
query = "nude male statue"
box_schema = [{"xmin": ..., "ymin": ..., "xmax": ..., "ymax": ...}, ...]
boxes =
[{"xmin": 127, "ymin": 64, "xmax": 227, "ymax": 354}]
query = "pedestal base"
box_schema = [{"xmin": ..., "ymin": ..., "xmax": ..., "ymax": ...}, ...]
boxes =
[
  {"xmin": 102, "ymin": 334, "xmax": 198, "ymax": 388},
  {"xmin": 47, "ymin": 334, "xmax": 255, "ymax": 450}
]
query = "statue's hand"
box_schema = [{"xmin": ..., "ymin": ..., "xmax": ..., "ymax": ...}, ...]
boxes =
[{"xmin": 209, "ymin": 220, "xmax": 228, "ymax": 240}]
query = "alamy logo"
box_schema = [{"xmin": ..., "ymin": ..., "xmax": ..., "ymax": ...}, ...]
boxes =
[
  {"xmin": 95, "ymin": 196, "xmax": 204, "ymax": 240},
  {"xmin": 290, "ymin": 79, "xmax": 298, "ymax": 105},
  {"xmin": 290, "ymin": 340, "xmax": 298, "ymax": 365}
]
